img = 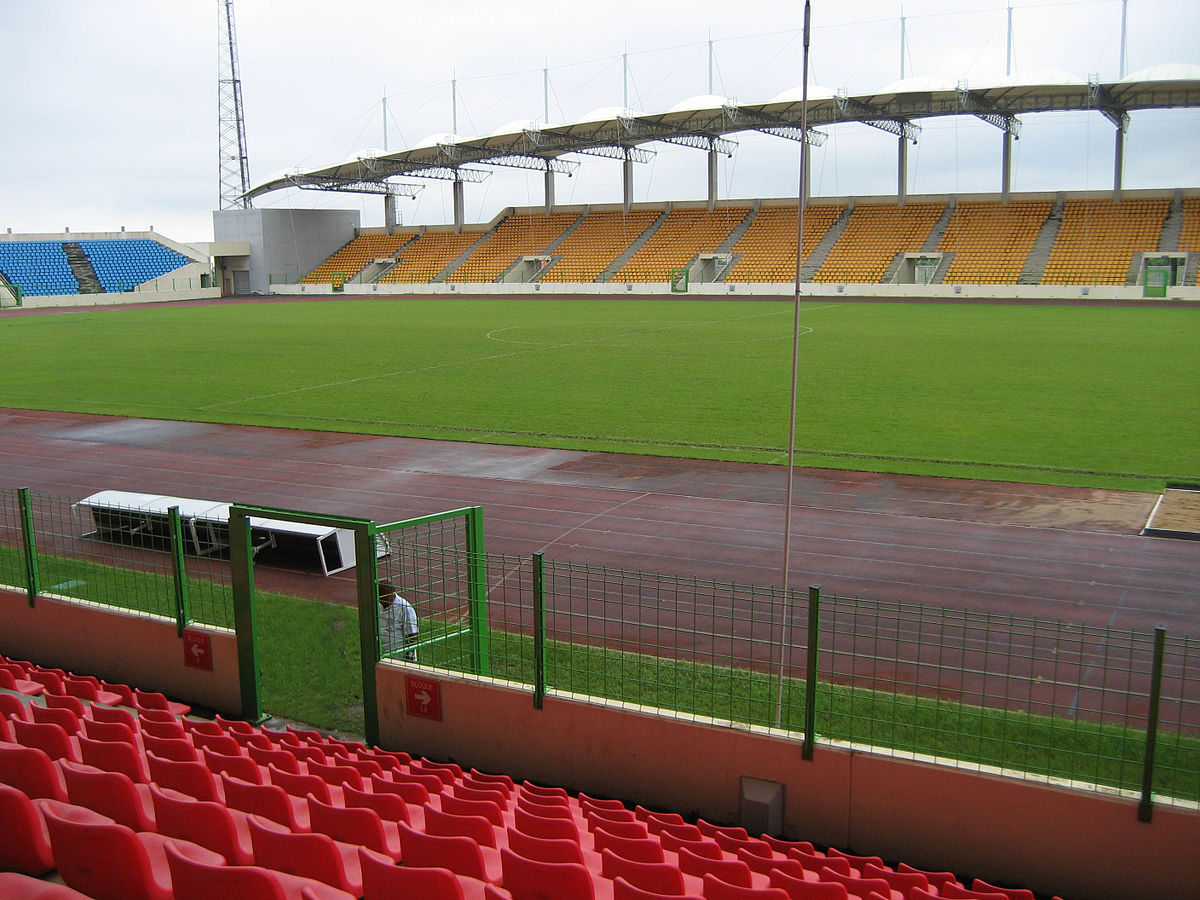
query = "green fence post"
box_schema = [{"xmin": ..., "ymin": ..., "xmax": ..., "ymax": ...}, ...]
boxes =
[
  {"xmin": 356, "ymin": 524, "xmax": 382, "ymax": 749},
  {"xmin": 466, "ymin": 506, "xmax": 491, "ymax": 677},
  {"xmin": 803, "ymin": 585, "xmax": 821, "ymax": 761},
  {"xmin": 1138, "ymin": 624, "xmax": 1167, "ymax": 822},
  {"xmin": 18, "ymin": 488, "xmax": 39, "ymax": 607},
  {"xmin": 533, "ymin": 552, "xmax": 545, "ymax": 709},
  {"xmin": 168, "ymin": 506, "xmax": 190, "ymax": 637},
  {"xmin": 228, "ymin": 507, "xmax": 263, "ymax": 723}
]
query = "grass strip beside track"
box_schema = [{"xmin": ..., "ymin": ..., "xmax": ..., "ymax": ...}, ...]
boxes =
[
  {"xmin": 6, "ymin": 550, "xmax": 1193, "ymax": 803},
  {"xmin": 1, "ymin": 298, "xmax": 1197, "ymax": 490}
]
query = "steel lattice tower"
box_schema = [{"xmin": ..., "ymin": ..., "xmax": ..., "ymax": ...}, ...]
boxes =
[{"xmin": 218, "ymin": 0, "xmax": 252, "ymax": 209}]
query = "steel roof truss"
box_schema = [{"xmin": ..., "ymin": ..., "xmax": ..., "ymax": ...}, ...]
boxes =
[
  {"xmin": 834, "ymin": 94, "xmax": 921, "ymax": 142},
  {"xmin": 723, "ymin": 105, "xmax": 828, "ymax": 145},
  {"xmin": 956, "ymin": 87, "xmax": 1022, "ymax": 137},
  {"xmin": 1089, "ymin": 79, "xmax": 1130, "ymax": 131},
  {"xmin": 283, "ymin": 174, "xmax": 424, "ymax": 197},
  {"xmin": 618, "ymin": 116, "xmax": 737, "ymax": 155}
]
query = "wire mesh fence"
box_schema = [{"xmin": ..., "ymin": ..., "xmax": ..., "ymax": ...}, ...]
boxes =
[
  {"xmin": 0, "ymin": 488, "xmax": 25, "ymax": 590},
  {"xmin": 375, "ymin": 528, "xmax": 1198, "ymax": 805},
  {"xmin": 1, "ymin": 489, "xmax": 233, "ymax": 627},
  {"xmin": 3, "ymin": 486, "xmax": 1197, "ymax": 806}
]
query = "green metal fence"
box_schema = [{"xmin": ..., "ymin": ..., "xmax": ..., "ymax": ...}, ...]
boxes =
[
  {"xmin": 394, "ymin": 533, "xmax": 1199, "ymax": 809},
  {"xmin": 3, "ymin": 486, "xmax": 1197, "ymax": 810},
  {"xmin": 0, "ymin": 489, "xmax": 233, "ymax": 627}
]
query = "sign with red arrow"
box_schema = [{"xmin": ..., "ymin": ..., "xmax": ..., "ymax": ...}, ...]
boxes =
[
  {"xmin": 405, "ymin": 675, "xmax": 442, "ymax": 721},
  {"xmin": 183, "ymin": 629, "xmax": 212, "ymax": 671}
]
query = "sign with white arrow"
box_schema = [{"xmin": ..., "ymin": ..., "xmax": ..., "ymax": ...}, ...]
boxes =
[
  {"xmin": 405, "ymin": 675, "xmax": 442, "ymax": 721},
  {"xmin": 183, "ymin": 629, "xmax": 212, "ymax": 671}
]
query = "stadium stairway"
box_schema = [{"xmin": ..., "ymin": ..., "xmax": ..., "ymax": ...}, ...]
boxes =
[
  {"xmin": 62, "ymin": 245, "xmax": 102, "ymax": 294},
  {"xmin": 715, "ymin": 202, "xmax": 760, "ymax": 254},
  {"xmin": 599, "ymin": 208, "xmax": 671, "ymax": 282},
  {"xmin": 527, "ymin": 211, "xmax": 587, "ymax": 282},
  {"xmin": 920, "ymin": 202, "xmax": 955, "ymax": 252},
  {"xmin": 797, "ymin": 205, "xmax": 851, "ymax": 281},
  {"xmin": 1158, "ymin": 190, "xmax": 1185, "ymax": 251},
  {"xmin": 1018, "ymin": 196, "xmax": 1063, "ymax": 284},
  {"xmin": 433, "ymin": 227, "xmax": 499, "ymax": 283}
]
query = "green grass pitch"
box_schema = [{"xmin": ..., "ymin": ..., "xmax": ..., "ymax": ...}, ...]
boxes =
[{"xmin": 1, "ymin": 297, "xmax": 1196, "ymax": 490}]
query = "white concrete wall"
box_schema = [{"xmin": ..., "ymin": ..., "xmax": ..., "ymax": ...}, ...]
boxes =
[
  {"xmin": 272, "ymin": 280, "xmax": 1200, "ymax": 302},
  {"xmin": 16, "ymin": 286, "xmax": 222, "ymax": 309},
  {"xmin": 212, "ymin": 208, "xmax": 360, "ymax": 294}
]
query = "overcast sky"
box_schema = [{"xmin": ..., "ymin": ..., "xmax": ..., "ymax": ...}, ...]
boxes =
[{"xmin": 2, "ymin": 0, "xmax": 1197, "ymax": 242}]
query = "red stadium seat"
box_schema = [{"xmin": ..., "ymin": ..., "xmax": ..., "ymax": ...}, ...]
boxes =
[
  {"xmin": 970, "ymin": 880, "xmax": 1035, "ymax": 900},
  {"xmin": 0, "ymin": 873, "xmax": 94, "ymax": 900},
  {"xmin": 29, "ymin": 703, "xmax": 82, "ymax": 734},
  {"xmin": 862, "ymin": 864, "xmax": 931, "ymax": 898},
  {"xmin": 247, "ymin": 813, "xmax": 363, "ymax": 897},
  {"xmin": 145, "ymin": 751, "xmax": 219, "ymax": 802},
  {"xmin": 11, "ymin": 719, "xmax": 78, "ymax": 763},
  {"xmin": 506, "ymin": 826, "xmax": 588, "ymax": 865},
  {"xmin": 513, "ymin": 802, "xmax": 579, "ymax": 839},
  {"xmin": 164, "ymin": 838, "xmax": 356, "ymax": 900},
  {"xmin": 42, "ymin": 693, "xmax": 87, "ymax": 718},
  {"xmin": 397, "ymin": 819, "xmax": 504, "ymax": 885},
  {"xmin": 87, "ymin": 703, "xmax": 138, "ymax": 730},
  {"xmin": 0, "ymin": 741, "xmax": 68, "ymax": 801},
  {"xmin": 149, "ymin": 782, "xmax": 255, "ymax": 866},
  {"xmin": 736, "ymin": 850, "xmax": 806, "ymax": 879},
  {"xmin": 767, "ymin": 870, "xmax": 849, "ymax": 900},
  {"xmin": 0, "ymin": 782, "xmax": 55, "ymax": 876},
  {"xmin": 896, "ymin": 863, "xmax": 960, "ymax": 892},
  {"xmin": 589, "ymin": 815, "xmax": 647, "ymax": 837},
  {"xmin": 0, "ymin": 667, "xmax": 45, "ymax": 697},
  {"xmin": 500, "ymin": 847, "xmax": 607, "ymax": 900},
  {"xmin": 63, "ymin": 675, "xmax": 124, "ymax": 706},
  {"xmin": 133, "ymin": 689, "xmax": 190, "ymax": 717},
  {"xmin": 78, "ymin": 734, "xmax": 148, "ymax": 782},
  {"xmin": 201, "ymin": 745, "xmax": 263, "ymax": 784},
  {"xmin": 142, "ymin": 732, "xmax": 197, "ymax": 762},
  {"xmin": 40, "ymin": 798, "xmax": 222, "ymax": 900},
  {"xmin": 358, "ymin": 845, "xmax": 495, "ymax": 900},
  {"xmin": 600, "ymin": 848, "xmax": 690, "ymax": 895},
  {"xmin": 701, "ymin": 873, "xmax": 790, "ymax": 900},
  {"xmin": 342, "ymin": 782, "xmax": 411, "ymax": 825},
  {"xmin": 268, "ymin": 763, "xmax": 333, "ymax": 804},
  {"xmin": 81, "ymin": 716, "xmax": 137, "ymax": 745},
  {"xmin": 593, "ymin": 827, "xmax": 665, "ymax": 863},
  {"xmin": 425, "ymin": 803, "xmax": 501, "ymax": 848},
  {"xmin": 60, "ymin": 759, "xmax": 154, "ymax": 831},
  {"xmin": 0, "ymin": 691, "xmax": 33, "ymax": 720},
  {"xmin": 306, "ymin": 793, "xmax": 403, "ymax": 862},
  {"xmin": 676, "ymin": 847, "xmax": 754, "ymax": 888},
  {"xmin": 613, "ymin": 876, "xmax": 703, "ymax": 900},
  {"xmin": 221, "ymin": 774, "xmax": 310, "ymax": 831}
]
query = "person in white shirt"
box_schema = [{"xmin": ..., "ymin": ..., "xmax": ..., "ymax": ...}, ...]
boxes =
[{"xmin": 378, "ymin": 580, "xmax": 418, "ymax": 661}]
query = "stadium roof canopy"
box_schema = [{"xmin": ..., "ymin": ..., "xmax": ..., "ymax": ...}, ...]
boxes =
[{"xmin": 245, "ymin": 66, "xmax": 1200, "ymax": 224}]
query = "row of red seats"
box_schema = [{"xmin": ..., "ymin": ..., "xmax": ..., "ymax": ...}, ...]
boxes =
[
  {"xmin": 1, "ymin": 654, "xmax": 1057, "ymax": 900},
  {"xmin": 0, "ymin": 656, "xmax": 189, "ymax": 717}
]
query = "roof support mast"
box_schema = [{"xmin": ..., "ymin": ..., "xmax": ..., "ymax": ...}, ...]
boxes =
[
  {"xmin": 1003, "ymin": 1, "xmax": 1014, "ymax": 200},
  {"xmin": 707, "ymin": 31, "xmax": 719, "ymax": 210},
  {"xmin": 218, "ymin": 0, "xmax": 253, "ymax": 209}
]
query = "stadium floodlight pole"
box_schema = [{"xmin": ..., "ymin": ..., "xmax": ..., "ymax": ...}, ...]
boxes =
[{"xmin": 775, "ymin": 0, "xmax": 812, "ymax": 729}]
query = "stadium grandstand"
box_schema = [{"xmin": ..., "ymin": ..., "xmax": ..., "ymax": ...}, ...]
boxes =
[
  {"xmin": 0, "ymin": 232, "xmax": 217, "ymax": 308},
  {"xmin": 3, "ymin": 3, "xmax": 1199, "ymax": 899}
]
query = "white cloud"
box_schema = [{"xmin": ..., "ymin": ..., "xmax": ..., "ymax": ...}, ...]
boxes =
[{"xmin": 1, "ymin": 0, "xmax": 1196, "ymax": 241}]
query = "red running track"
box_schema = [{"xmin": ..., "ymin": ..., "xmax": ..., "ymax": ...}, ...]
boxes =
[
  {"xmin": 4, "ymin": 407, "xmax": 1198, "ymax": 728},
  {"xmin": 1, "ymin": 407, "xmax": 1193, "ymax": 637}
]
